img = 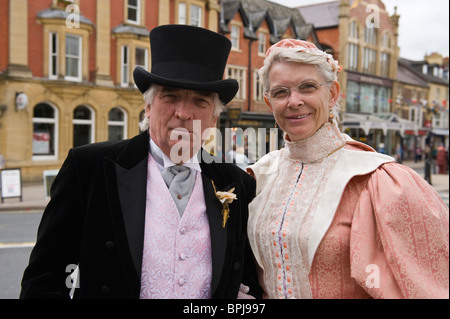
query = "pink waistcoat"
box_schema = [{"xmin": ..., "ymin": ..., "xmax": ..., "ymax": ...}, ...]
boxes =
[{"xmin": 139, "ymin": 154, "xmax": 212, "ymax": 299}]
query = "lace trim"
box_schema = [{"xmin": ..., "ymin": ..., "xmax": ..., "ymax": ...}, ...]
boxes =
[
  {"xmin": 251, "ymin": 121, "xmax": 344, "ymax": 299},
  {"xmin": 284, "ymin": 121, "xmax": 346, "ymax": 163}
]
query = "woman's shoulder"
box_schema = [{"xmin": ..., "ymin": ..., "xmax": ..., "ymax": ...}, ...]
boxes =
[{"xmin": 247, "ymin": 149, "xmax": 282, "ymax": 176}]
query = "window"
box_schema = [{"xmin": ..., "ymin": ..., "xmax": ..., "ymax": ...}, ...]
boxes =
[
  {"xmin": 254, "ymin": 70, "xmax": 264, "ymax": 101},
  {"xmin": 362, "ymin": 26, "xmax": 377, "ymax": 75},
  {"xmin": 347, "ymin": 43, "xmax": 359, "ymax": 71},
  {"xmin": 346, "ymin": 81, "xmax": 360, "ymax": 113},
  {"xmin": 258, "ymin": 32, "xmax": 266, "ymax": 55},
  {"xmin": 49, "ymin": 32, "xmax": 58, "ymax": 79},
  {"xmin": 73, "ymin": 105, "xmax": 95, "ymax": 147},
  {"xmin": 177, "ymin": 2, "xmax": 202, "ymax": 26},
  {"xmin": 178, "ymin": 3, "xmax": 186, "ymax": 24},
  {"xmin": 127, "ymin": 0, "xmax": 140, "ymax": 24},
  {"xmin": 32, "ymin": 103, "xmax": 58, "ymax": 160},
  {"xmin": 108, "ymin": 108, "xmax": 127, "ymax": 141},
  {"xmin": 380, "ymin": 32, "xmax": 391, "ymax": 77},
  {"xmin": 346, "ymin": 81, "xmax": 391, "ymax": 114},
  {"xmin": 121, "ymin": 46, "xmax": 129, "ymax": 87},
  {"xmin": 226, "ymin": 66, "xmax": 246, "ymax": 100},
  {"xmin": 347, "ymin": 21, "xmax": 360, "ymax": 71},
  {"xmin": 364, "ymin": 26, "xmax": 377, "ymax": 45},
  {"xmin": 135, "ymin": 47, "xmax": 148, "ymax": 70},
  {"xmin": 349, "ymin": 21, "xmax": 359, "ymax": 39},
  {"xmin": 65, "ymin": 34, "xmax": 81, "ymax": 81},
  {"xmin": 230, "ymin": 25, "xmax": 240, "ymax": 50},
  {"xmin": 362, "ymin": 47, "xmax": 377, "ymax": 74},
  {"xmin": 380, "ymin": 52, "xmax": 390, "ymax": 77},
  {"xmin": 190, "ymin": 4, "xmax": 202, "ymax": 27}
]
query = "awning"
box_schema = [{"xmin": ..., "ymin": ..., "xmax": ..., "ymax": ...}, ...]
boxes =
[
  {"xmin": 342, "ymin": 113, "xmax": 420, "ymax": 137},
  {"xmin": 432, "ymin": 128, "xmax": 449, "ymax": 136}
]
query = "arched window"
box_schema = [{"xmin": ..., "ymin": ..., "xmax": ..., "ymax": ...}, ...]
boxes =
[
  {"xmin": 73, "ymin": 105, "xmax": 95, "ymax": 147},
  {"xmin": 362, "ymin": 26, "xmax": 378, "ymax": 74},
  {"xmin": 347, "ymin": 21, "xmax": 360, "ymax": 71},
  {"xmin": 32, "ymin": 103, "xmax": 58, "ymax": 160},
  {"xmin": 108, "ymin": 107, "xmax": 127, "ymax": 141},
  {"xmin": 380, "ymin": 32, "xmax": 392, "ymax": 77}
]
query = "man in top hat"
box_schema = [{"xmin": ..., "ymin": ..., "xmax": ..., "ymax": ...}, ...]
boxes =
[{"xmin": 20, "ymin": 25, "xmax": 260, "ymax": 299}]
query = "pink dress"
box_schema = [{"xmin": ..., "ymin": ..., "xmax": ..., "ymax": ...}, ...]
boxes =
[{"xmin": 248, "ymin": 122, "xmax": 449, "ymax": 299}]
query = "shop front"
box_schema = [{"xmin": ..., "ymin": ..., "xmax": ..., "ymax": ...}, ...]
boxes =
[{"xmin": 218, "ymin": 109, "xmax": 281, "ymax": 164}]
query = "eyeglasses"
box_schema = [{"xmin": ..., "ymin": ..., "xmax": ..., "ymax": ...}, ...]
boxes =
[{"xmin": 265, "ymin": 81, "xmax": 327, "ymax": 102}]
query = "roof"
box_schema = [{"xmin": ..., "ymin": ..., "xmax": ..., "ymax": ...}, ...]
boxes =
[
  {"xmin": 397, "ymin": 59, "xmax": 429, "ymax": 87},
  {"xmin": 297, "ymin": 1, "xmax": 340, "ymax": 29},
  {"xmin": 112, "ymin": 24, "xmax": 149, "ymax": 37},
  {"xmin": 400, "ymin": 58, "xmax": 449, "ymax": 86},
  {"xmin": 221, "ymin": 0, "xmax": 313, "ymax": 43},
  {"xmin": 37, "ymin": 8, "xmax": 94, "ymax": 26}
]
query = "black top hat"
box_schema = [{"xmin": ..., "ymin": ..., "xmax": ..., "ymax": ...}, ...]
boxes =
[{"xmin": 133, "ymin": 25, "xmax": 238, "ymax": 104}]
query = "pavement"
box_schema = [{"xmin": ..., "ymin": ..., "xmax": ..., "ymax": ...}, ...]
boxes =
[{"xmin": 0, "ymin": 160, "xmax": 448, "ymax": 212}]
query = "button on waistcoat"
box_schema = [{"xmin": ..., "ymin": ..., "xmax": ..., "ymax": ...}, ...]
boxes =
[{"xmin": 139, "ymin": 154, "xmax": 212, "ymax": 299}]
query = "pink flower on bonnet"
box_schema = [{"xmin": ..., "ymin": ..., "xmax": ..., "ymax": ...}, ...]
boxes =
[{"xmin": 264, "ymin": 38, "xmax": 343, "ymax": 73}]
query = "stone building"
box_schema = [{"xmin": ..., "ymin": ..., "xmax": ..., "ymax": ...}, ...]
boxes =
[
  {"xmin": 218, "ymin": 0, "xmax": 318, "ymax": 157},
  {"xmin": 0, "ymin": 0, "xmax": 222, "ymax": 182},
  {"xmin": 0, "ymin": 0, "xmax": 315, "ymax": 182},
  {"xmin": 298, "ymin": 0, "xmax": 402, "ymax": 154}
]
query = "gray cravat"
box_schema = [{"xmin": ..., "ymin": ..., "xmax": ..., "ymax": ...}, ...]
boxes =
[{"xmin": 162, "ymin": 165, "xmax": 195, "ymax": 216}]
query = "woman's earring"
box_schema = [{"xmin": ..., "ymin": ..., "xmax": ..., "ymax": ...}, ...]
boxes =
[{"xmin": 328, "ymin": 110, "xmax": 334, "ymax": 123}]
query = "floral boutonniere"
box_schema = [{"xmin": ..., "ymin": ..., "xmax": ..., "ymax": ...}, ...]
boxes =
[{"xmin": 211, "ymin": 180, "xmax": 237, "ymax": 229}]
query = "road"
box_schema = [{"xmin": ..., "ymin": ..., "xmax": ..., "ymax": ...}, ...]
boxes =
[{"xmin": 0, "ymin": 210, "xmax": 42, "ymax": 299}]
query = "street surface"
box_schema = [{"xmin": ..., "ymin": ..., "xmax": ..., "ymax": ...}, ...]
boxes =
[{"xmin": 0, "ymin": 211, "xmax": 41, "ymax": 299}]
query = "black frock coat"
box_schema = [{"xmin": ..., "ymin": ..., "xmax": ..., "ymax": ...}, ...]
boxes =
[{"xmin": 20, "ymin": 131, "xmax": 260, "ymax": 299}]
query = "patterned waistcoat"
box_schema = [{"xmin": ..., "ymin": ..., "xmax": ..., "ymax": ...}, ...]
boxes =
[{"xmin": 139, "ymin": 154, "xmax": 212, "ymax": 299}]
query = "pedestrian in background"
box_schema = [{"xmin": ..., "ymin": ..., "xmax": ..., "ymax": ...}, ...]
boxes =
[{"xmin": 437, "ymin": 145, "xmax": 448, "ymax": 174}]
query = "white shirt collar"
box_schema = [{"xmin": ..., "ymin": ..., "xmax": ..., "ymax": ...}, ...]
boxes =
[{"xmin": 149, "ymin": 137, "xmax": 202, "ymax": 172}]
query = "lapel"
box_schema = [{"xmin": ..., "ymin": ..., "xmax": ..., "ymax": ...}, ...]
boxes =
[
  {"xmin": 200, "ymin": 171, "xmax": 227, "ymax": 296},
  {"xmin": 104, "ymin": 139, "xmax": 232, "ymax": 298},
  {"xmin": 200, "ymin": 149, "xmax": 240, "ymax": 296},
  {"xmin": 103, "ymin": 131, "xmax": 149, "ymax": 297}
]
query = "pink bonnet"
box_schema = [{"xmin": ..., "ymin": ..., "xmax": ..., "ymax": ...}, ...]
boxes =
[{"xmin": 264, "ymin": 38, "xmax": 342, "ymax": 73}]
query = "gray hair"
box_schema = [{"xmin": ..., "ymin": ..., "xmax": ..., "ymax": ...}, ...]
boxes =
[
  {"xmin": 259, "ymin": 47, "xmax": 341, "ymax": 121},
  {"xmin": 139, "ymin": 84, "xmax": 225, "ymax": 131}
]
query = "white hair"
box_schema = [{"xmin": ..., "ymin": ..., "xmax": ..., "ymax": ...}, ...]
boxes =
[
  {"xmin": 139, "ymin": 84, "xmax": 225, "ymax": 131},
  {"xmin": 259, "ymin": 47, "xmax": 341, "ymax": 121}
]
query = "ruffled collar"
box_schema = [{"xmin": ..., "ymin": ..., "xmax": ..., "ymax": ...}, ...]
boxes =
[{"xmin": 284, "ymin": 121, "xmax": 346, "ymax": 163}]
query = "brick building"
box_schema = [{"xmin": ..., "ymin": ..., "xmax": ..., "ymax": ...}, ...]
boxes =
[
  {"xmin": 0, "ymin": 0, "xmax": 315, "ymax": 182},
  {"xmin": 298, "ymin": 0, "xmax": 402, "ymax": 154},
  {"xmin": 298, "ymin": 0, "xmax": 448, "ymax": 159},
  {"xmin": 218, "ymin": 0, "xmax": 319, "ymax": 156},
  {"xmin": 0, "ymin": 0, "xmax": 220, "ymax": 182}
]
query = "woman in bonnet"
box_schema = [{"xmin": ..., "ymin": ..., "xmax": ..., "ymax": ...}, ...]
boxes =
[{"xmin": 246, "ymin": 39, "xmax": 449, "ymax": 299}]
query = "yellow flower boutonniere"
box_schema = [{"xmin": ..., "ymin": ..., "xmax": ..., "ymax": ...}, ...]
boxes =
[{"xmin": 211, "ymin": 180, "xmax": 237, "ymax": 229}]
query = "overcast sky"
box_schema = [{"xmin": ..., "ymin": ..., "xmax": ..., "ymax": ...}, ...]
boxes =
[{"xmin": 268, "ymin": 0, "xmax": 449, "ymax": 61}]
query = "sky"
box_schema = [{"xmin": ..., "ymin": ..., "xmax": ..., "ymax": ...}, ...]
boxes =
[{"xmin": 268, "ymin": 0, "xmax": 449, "ymax": 61}]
